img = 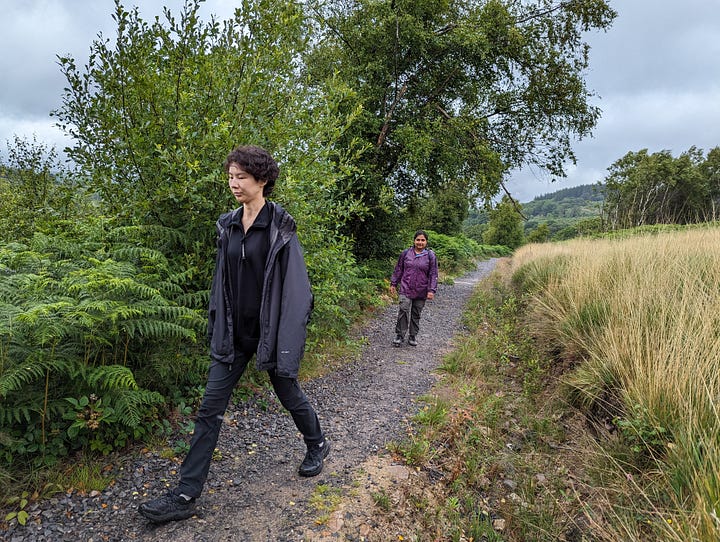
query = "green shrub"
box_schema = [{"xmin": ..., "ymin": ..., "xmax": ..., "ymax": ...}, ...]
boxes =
[{"xmin": 426, "ymin": 230, "xmax": 484, "ymax": 274}]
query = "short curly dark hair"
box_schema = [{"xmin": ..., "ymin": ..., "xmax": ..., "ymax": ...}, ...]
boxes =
[{"xmin": 223, "ymin": 145, "xmax": 280, "ymax": 197}]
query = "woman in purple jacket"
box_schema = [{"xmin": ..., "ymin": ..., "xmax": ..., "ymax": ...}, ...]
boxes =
[{"xmin": 389, "ymin": 230, "xmax": 439, "ymax": 347}]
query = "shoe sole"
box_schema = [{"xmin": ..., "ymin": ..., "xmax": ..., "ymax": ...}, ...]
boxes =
[
  {"xmin": 298, "ymin": 441, "xmax": 331, "ymax": 477},
  {"xmin": 138, "ymin": 505, "xmax": 195, "ymax": 524}
]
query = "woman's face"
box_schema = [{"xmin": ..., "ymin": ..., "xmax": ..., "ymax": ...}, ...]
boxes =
[
  {"xmin": 413, "ymin": 235, "xmax": 428, "ymax": 252},
  {"xmin": 227, "ymin": 163, "xmax": 266, "ymax": 205}
]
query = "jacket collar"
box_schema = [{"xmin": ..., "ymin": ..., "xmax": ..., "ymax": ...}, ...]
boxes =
[
  {"xmin": 219, "ymin": 201, "xmax": 296, "ymax": 243},
  {"xmin": 228, "ymin": 201, "xmax": 271, "ymax": 230}
]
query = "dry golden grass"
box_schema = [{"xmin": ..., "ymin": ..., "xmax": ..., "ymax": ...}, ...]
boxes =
[{"xmin": 511, "ymin": 227, "xmax": 720, "ymax": 541}]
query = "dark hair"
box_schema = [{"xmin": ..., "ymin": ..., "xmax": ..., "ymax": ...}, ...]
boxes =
[
  {"xmin": 223, "ymin": 145, "xmax": 280, "ymax": 197},
  {"xmin": 414, "ymin": 230, "xmax": 428, "ymax": 241}
]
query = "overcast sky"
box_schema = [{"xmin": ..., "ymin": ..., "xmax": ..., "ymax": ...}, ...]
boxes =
[{"xmin": 1, "ymin": 0, "xmax": 719, "ymax": 203}]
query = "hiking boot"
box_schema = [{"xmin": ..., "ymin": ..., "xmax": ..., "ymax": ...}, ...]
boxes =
[
  {"xmin": 393, "ymin": 335, "xmax": 403, "ymax": 347},
  {"xmin": 298, "ymin": 439, "xmax": 330, "ymax": 477},
  {"xmin": 138, "ymin": 489, "xmax": 196, "ymax": 523},
  {"xmin": 408, "ymin": 336, "xmax": 417, "ymax": 346}
]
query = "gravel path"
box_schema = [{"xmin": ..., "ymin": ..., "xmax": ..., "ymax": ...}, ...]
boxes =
[{"xmin": 5, "ymin": 259, "xmax": 497, "ymax": 542}]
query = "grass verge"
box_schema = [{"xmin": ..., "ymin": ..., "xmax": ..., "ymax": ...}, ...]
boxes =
[{"xmin": 368, "ymin": 261, "xmax": 596, "ymax": 541}]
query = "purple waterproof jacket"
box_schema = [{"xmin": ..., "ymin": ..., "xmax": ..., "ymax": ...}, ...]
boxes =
[{"xmin": 390, "ymin": 248, "xmax": 438, "ymax": 300}]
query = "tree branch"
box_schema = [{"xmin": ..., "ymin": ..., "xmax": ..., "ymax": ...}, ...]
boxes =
[
  {"xmin": 515, "ymin": 0, "xmax": 575, "ymax": 25},
  {"xmin": 434, "ymin": 104, "xmax": 526, "ymax": 219},
  {"xmin": 377, "ymin": 83, "xmax": 407, "ymax": 147}
]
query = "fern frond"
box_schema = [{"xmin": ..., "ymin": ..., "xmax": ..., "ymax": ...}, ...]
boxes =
[
  {"xmin": 108, "ymin": 224, "xmax": 185, "ymax": 246},
  {"xmin": 0, "ymin": 402, "xmax": 32, "ymax": 425},
  {"xmin": 86, "ymin": 365, "xmax": 139, "ymax": 391},
  {"xmin": 0, "ymin": 243, "xmax": 42, "ymax": 272},
  {"xmin": 121, "ymin": 319, "xmax": 197, "ymax": 341},
  {"xmin": 109, "ymin": 388, "xmax": 165, "ymax": 427},
  {"xmin": 73, "ymin": 299, "xmax": 144, "ymax": 322},
  {"xmin": 140, "ymin": 303, "xmax": 204, "ymax": 322},
  {"xmin": 0, "ymin": 356, "xmax": 59, "ymax": 397},
  {"xmin": 144, "ymin": 279, "xmax": 183, "ymax": 296},
  {"xmin": 66, "ymin": 270, "xmax": 163, "ymax": 301},
  {"xmin": 174, "ymin": 289, "xmax": 209, "ymax": 310},
  {"xmin": 13, "ymin": 303, "xmax": 77, "ymax": 344},
  {"xmin": 30, "ymin": 232, "xmax": 87, "ymax": 262},
  {"xmin": 0, "ymin": 395, "xmax": 69, "ymax": 427},
  {"xmin": 0, "ymin": 273, "xmax": 44, "ymax": 304},
  {"xmin": 112, "ymin": 246, "xmax": 169, "ymax": 267},
  {"xmin": 0, "ymin": 303, "xmax": 23, "ymax": 330}
]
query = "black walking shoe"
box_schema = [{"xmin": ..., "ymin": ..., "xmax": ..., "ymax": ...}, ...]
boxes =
[
  {"xmin": 408, "ymin": 336, "xmax": 417, "ymax": 346},
  {"xmin": 138, "ymin": 489, "xmax": 196, "ymax": 523},
  {"xmin": 393, "ymin": 335, "xmax": 403, "ymax": 347},
  {"xmin": 298, "ymin": 439, "xmax": 330, "ymax": 477}
]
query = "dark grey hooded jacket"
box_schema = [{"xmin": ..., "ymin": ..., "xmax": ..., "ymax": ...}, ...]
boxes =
[{"xmin": 208, "ymin": 202, "xmax": 313, "ymax": 378}]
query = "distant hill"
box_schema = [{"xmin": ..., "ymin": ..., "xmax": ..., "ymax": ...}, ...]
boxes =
[
  {"xmin": 523, "ymin": 183, "xmax": 603, "ymax": 218},
  {"xmin": 522, "ymin": 183, "xmax": 604, "ymax": 237},
  {"xmin": 526, "ymin": 183, "xmax": 601, "ymax": 202},
  {"xmin": 464, "ymin": 183, "xmax": 605, "ymax": 241}
]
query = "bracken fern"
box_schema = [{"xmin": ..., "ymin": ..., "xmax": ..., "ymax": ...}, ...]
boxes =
[{"xmin": 0, "ymin": 228, "xmax": 205, "ymax": 466}]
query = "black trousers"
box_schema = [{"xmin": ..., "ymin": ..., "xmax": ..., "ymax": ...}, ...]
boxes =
[{"xmin": 177, "ymin": 352, "xmax": 323, "ymax": 498}]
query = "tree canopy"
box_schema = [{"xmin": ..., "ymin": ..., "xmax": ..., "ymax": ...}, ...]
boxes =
[
  {"xmin": 307, "ymin": 0, "xmax": 616, "ymax": 256},
  {"xmin": 53, "ymin": 0, "xmax": 365, "ymax": 289},
  {"xmin": 483, "ymin": 195, "xmax": 525, "ymax": 248},
  {"xmin": 51, "ymin": 0, "xmax": 617, "ymax": 263},
  {"xmin": 601, "ymin": 147, "xmax": 720, "ymax": 229}
]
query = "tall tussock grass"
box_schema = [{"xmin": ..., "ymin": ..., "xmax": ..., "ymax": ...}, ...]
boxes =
[{"xmin": 511, "ymin": 226, "xmax": 720, "ymax": 541}]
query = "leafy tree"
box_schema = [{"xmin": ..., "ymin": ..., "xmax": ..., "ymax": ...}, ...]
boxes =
[
  {"xmin": 602, "ymin": 147, "xmax": 712, "ymax": 229},
  {"xmin": 54, "ymin": 0, "xmax": 364, "ymax": 290},
  {"xmin": 0, "ymin": 137, "xmax": 83, "ymax": 242},
  {"xmin": 463, "ymin": 205, "xmax": 489, "ymax": 243},
  {"xmin": 465, "ymin": 206, "xmax": 489, "ymax": 226},
  {"xmin": 526, "ymin": 222, "xmax": 550, "ymax": 243},
  {"xmin": 53, "ymin": 0, "xmax": 368, "ymax": 335},
  {"xmin": 483, "ymin": 195, "xmax": 524, "ymax": 248},
  {"xmin": 56, "ymin": 0, "xmax": 304, "ymax": 227},
  {"xmin": 700, "ymin": 146, "xmax": 720, "ymax": 214},
  {"xmin": 412, "ymin": 179, "xmax": 470, "ymax": 235},
  {"xmin": 307, "ymin": 0, "xmax": 616, "ymax": 258}
]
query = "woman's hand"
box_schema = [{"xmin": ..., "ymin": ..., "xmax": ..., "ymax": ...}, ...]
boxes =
[
  {"xmin": 427, "ymin": 292, "xmax": 435, "ymax": 300},
  {"xmin": 390, "ymin": 285, "xmax": 397, "ymax": 296}
]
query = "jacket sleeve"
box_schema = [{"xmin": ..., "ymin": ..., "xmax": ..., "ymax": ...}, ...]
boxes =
[
  {"xmin": 429, "ymin": 250, "xmax": 439, "ymax": 293},
  {"xmin": 207, "ymin": 232, "xmax": 223, "ymax": 341},
  {"xmin": 208, "ymin": 272, "xmax": 218, "ymax": 341},
  {"xmin": 275, "ymin": 236, "xmax": 313, "ymax": 377},
  {"xmin": 390, "ymin": 249, "xmax": 406, "ymax": 287}
]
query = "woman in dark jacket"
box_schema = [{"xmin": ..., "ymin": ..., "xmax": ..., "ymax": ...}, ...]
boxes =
[{"xmin": 139, "ymin": 146, "xmax": 329, "ymax": 524}]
